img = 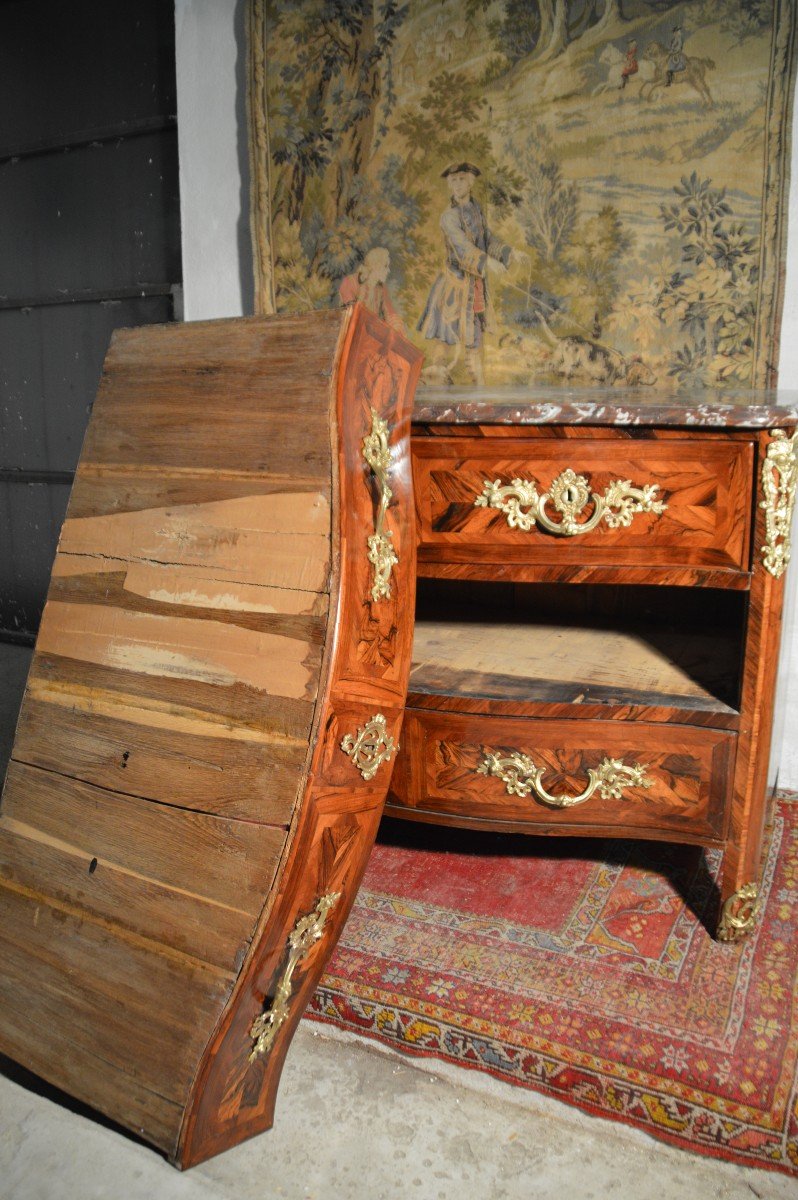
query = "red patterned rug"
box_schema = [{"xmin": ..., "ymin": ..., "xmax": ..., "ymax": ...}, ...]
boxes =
[{"xmin": 308, "ymin": 794, "xmax": 798, "ymax": 1175}]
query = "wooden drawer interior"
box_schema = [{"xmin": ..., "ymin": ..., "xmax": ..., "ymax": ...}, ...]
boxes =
[
  {"xmin": 413, "ymin": 434, "xmax": 754, "ymax": 574},
  {"xmin": 409, "ymin": 579, "xmax": 745, "ymax": 726}
]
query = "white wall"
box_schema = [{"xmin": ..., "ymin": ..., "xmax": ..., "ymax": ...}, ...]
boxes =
[
  {"xmin": 175, "ymin": 0, "xmax": 253, "ymax": 320},
  {"xmin": 775, "ymin": 117, "xmax": 798, "ymax": 790},
  {"xmin": 174, "ymin": 0, "xmax": 798, "ymax": 786}
]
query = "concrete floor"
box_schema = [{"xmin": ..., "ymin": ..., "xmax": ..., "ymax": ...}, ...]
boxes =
[{"xmin": 0, "ymin": 642, "xmax": 794, "ymax": 1199}]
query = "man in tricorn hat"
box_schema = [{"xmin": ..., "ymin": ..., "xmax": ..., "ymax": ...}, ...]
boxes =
[
  {"xmin": 418, "ymin": 161, "xmax": 529, "ymax": 384},
  {"xmin": 666, "ymin": 25, "xmax": 685, "ymax": 86}
]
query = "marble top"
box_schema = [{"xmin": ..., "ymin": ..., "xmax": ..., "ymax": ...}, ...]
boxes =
[{"xmin": 412, "ymin": 386, "xmax": 798, "ymax": 429}]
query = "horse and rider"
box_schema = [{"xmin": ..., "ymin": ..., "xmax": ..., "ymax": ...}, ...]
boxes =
[{"xmin": 638, "ymin": 25, "xmax": 716, "ymax": 107}]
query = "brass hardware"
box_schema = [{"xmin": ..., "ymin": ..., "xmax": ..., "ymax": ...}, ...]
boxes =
[
  {"xmin": 475, "ymin": 468, "xmax": 667, "ymax": 537},
  {"xmin": 362, "ymin": 408, "xmax": 398, "ymax": 602},
  {"xmin": 477, "ymin": 751, "xmax": 652, "ymax": 809},
  {"xmin": 340, "ymin": 712, "xmax": 397, "ymax": 781},
  {"xmin": 717, "ymin": 882, "xmax": 760, "ymax": 943},
  {"xmin": 249, "ymin": 892, "xmax": 341, "ymax": 1063},
  {"xmin": 760, "ymin": 428, "xmax": 798, "ymax": 578}
]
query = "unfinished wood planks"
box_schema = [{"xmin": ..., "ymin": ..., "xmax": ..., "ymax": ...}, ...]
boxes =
[{"xmin": 0, "ymin": 305, "xmax": 422, "ymax": 1166}]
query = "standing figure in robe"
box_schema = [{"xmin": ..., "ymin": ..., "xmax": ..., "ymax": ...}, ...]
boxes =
[{"xmin": 418, "ymin": 161, "xmax": 529, "ymax": 384}]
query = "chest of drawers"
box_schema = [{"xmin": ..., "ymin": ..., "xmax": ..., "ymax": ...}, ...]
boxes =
[{"xmin": 387, "ymin": 390, "xmax": 798, "ymax": 942}]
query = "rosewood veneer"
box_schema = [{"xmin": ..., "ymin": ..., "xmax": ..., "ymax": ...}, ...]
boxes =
[{"xmin": 388, "ymin": 388, "xmax": 798, "ymax": 942}]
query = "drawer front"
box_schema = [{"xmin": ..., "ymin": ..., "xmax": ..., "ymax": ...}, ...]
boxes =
[
  {"xmin": 389, "ymin": 710, "xmax": 733, "ymax": 842},
  {"xmin": 413, "ymin": 436, "xmax": 754, "ymax": 572}
]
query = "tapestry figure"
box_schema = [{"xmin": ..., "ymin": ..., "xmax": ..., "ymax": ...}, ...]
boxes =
[
  {"xmin": 666, "ymin": 26, "xmax": 686, "ymax": 86},
  {"xmin": 254, "ymin": 0, "xmax": 795, "ymax": 389},
  {"xmin": 339, "ymin": 247, "xmax": 406, "ymax": 334},
  {"xmin": 417, "ymin": 162, "xmax": 529, "ymax": 384},
  {"xmin": 620, "ymin": 40, "xmax": 638, "ymax": 90}
]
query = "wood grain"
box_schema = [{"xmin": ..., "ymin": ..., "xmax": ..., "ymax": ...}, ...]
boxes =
[
  {"xmin": 721, "ymin": 427, "xmax": 791, "ymax": 911},
  {"xmin": 12, "ymin": 693, "xmax": 309, "ymax": 822},
  {"xmin": 417, "ymin": 561, "xmax": 752, "ymax": 591},
  {"xmin": 388, "ymin": 709, "xmax": 733, "ymax": 844},
  {"xmin": 407, "ymin": 413, "xmax": 796, "ymax": 939},
  {"xmin": 413, "ymin": 433, "xmax": 754, "ymax": 577},
  {"xmin": 0, "ymin": 306, "xmax": 423, "ymax": 1166},
  {"xmin": 177, "ymin": 308, "xmax": 423, "ymax": 1167},
  {"xmin": 410, "ymin": 617, "xmax": 740, "ymax": 719}
]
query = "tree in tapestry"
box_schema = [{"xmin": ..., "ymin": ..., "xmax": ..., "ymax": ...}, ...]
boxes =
[{"xmin": 253, "ymin": 0, "xmax": 796, "ymax": 389}]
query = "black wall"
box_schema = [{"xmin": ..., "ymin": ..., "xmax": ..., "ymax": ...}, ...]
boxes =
[{"xmin": 0, "ymin": 0, "xmax": 182, "ymax": 641}]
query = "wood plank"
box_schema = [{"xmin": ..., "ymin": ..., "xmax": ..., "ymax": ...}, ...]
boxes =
[
  {"xmin": 36, "ymin": 601, "xmax": 318, "ymax": 700},
  {"xmin": 2, "ymin": 762, "xmax": 286, "ymax": 915},
  {"xmin": 0, "ymin": 306, "xmax": 425, "ymax": 1167},
  {"xmin": 0, "ymin": 818, "xmax": 255, "ymax": 972},
  {"xmin": 28, "ymin": 652, "xmax": 316, "ymax": 744},
  {"xmin": 0, "ymin": 884, "xmax": 227, "ymax": 1137},
  {"xmin": 62, "ymin": 561, "xmax": 326, "ymax": 616},
  {"xmin": 404, "ymin": 691, "xmax": 739, "ymax": 731},
  {"xmin": 416, "ymin": 560, "xmax": 753, "ymax": 591},
  {"xmin": 0, "ymin": 956, "xmax": 183, "ymax": 1156},
  {"xmin": 48, "ymin": 566, "xmax": 329, "ymax": 640},
  {"xmin": 13, "ymin": 694, "xmax": 306, "ymax": 822},
  {"xmin": 57, "ymin": 492, "xmax": 331, "ymax": 594},
  {"xmin": 66, "ymin": 467, "xmax": 331, "ymax": 521},
  {"xmin": 91, "ymin": 308, "xmax": 342, "ymax": 373},
  {"xmin": 80, "ymin": 311, "xmax": 344, "ymax": 475},
  {"xmin": 83, "ymin": 402, "xmax": 331, "ymax": 477}
]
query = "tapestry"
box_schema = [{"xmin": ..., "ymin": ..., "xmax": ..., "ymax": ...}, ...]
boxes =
[
  {"xmin": 248, "ymin": 0, "xmax": 797, "ymax": 390},
  {"xmin": 307, "ymin": 795, "xmax": 798, "ymax": 1175}
]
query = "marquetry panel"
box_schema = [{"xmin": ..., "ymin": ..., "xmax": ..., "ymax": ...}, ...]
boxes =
[
  {"xmin": 389, "ymin": 710, "xmax": 734, "ymax": 843},
  {"xmin": 413, "ymin": 434, "xmax": 754, "ymax": 575}
]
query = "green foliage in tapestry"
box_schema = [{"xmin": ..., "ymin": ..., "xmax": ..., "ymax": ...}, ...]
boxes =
[
  {"xmin": 658, "ymin": 172, "xmax": 759, "ymax": 384},
  {"xmin": 258, "ymin": 0, "xmax": 787, "ymax": 389}
]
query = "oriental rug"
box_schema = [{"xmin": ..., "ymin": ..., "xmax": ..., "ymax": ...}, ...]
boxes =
[
  {"xmin": 308, "ymin": 793, "xmax": 798, "ymax": 1175},
  {"xmin": 248, "ymin": 0, "xmax": 798, "ymax": 390}
]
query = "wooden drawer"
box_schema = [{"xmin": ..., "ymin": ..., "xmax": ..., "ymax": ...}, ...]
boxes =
[
  {"xmin": 413, "ymin": 435, "xmax": 754, "ymax": 574},
  {"xmin": 387, "ymin": 710, "xmax": 734, "ymax": 843}
]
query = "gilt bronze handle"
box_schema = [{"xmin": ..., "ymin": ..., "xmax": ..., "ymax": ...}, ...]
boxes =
[
  {"xmin": 362, "ymin": 408, "xmax": 398, "ymax": 601},
  {"xmin": 477, "ymin": 750, "xmax": 652, "ymax": 809},
  {"xmin": 474, "ymin": 468, "xmax": 666, "ymax": 537},
  {"xmin": 340, "ymin": 713, "xmax": 397, "ymax": 781},
  {"xmin": 760, "ymin": 428, "xmax": 798, "ymax": 578},
  {"xmin": 249, "ymin": 892, "xmax": 340, "ymax": 1062}
]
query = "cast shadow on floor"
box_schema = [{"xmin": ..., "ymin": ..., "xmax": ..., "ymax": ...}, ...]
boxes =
[{"xmin": 375, "ymin": 815, "xmax": 723, "ymax": 940}]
